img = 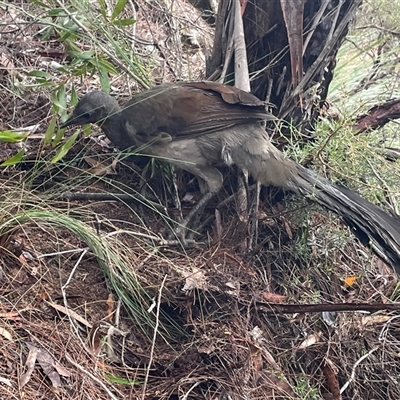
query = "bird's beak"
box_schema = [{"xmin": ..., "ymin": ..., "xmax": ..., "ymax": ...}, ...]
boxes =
[
  {"xmin": 59, "ymin": 115, "xmax": 77, "ymax": 129},
  {"xmin": 60, "ymin": 115, "xmax": 81, "ymax": 129}
]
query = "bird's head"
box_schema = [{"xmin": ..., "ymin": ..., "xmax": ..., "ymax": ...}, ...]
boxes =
[{"xmin": 60, "ymin": 91, "xmax": 120, "ymax": 129}]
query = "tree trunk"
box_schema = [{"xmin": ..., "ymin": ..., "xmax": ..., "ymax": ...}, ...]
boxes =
[{"xmin": 207, "ymin": 0, "xmax": 362, "ymax": 133}]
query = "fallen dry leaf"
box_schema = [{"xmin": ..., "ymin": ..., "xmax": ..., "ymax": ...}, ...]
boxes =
[
  {"xmin": 261, "ymin": 292, "xmax": 287, "ymax": 303},
  {"xmin": 182, "ymin": 268, "xmax": 207, "ymax": 291},
  {"xmin": 249, "ymin": 326, "xmax": 263, "ymax": 341},
  {"xmin": 298, "ymin": 332, "xmax": 322, "ymax": 349},
  {"xmin": 252, "ymin": 351, "xmax": 263, "ymax": 382},
  {"xmin": 45, "ymin": 300, "xmax": 92, "ymax": 328},
  {"xmin": 89, "ymin": 322, "xmax": 103, "ymax": 356},
  {"xmin": 20, "ymin": 345, "xmax": 38, "ymax": 388},
  {"xmin": 0, "ymin": 311, "xmax": 20, "ymax": 320},
  {"xmin": 361, "ymin": 314, "xmax": 391, "ymax": 327},
  {"xmin": 322, "ymin": 358, "xmax": 341, "ymax": 400},
  {"xmin": 343, "ymin": 275, "xmax": 358, "ymax": 288},
  {"xmin": 106, "ymin": 293, "xmax": 115, "ymax": 323},
  {"xmin": 53, "ymin": 361, "xmax": 71, "ymax": 378},
  {"xmin": 0, "ymin": 52, "xmax": 16, "ymax": 77},
  {"xmin": 0, "ymin": 327, "xmax": 12, "ymax": 341},
  {"xmin": 322, "ymin": 311, "xmax": 337, "ymax": 327},
  {"xmin": 282, "ymin": 218, "xmax": 293, "ymax": 239},
  {"xmin": 259, "ymin": 371, "xmax": 296, "ymax": 397},
  {"xmin": 0, "ymin": 376, "xmax": 12, "ymax": 387},
  {"xmin": 197, "ymin": 344, "xmax": 216, "ymax": 354},
  {"xmin": 225, "ymin": 280, "xmax": 240, "ymax": 296},
  {"xmin": 84, "ymin": 156, "xmax": 117, "ymax": 176},
  {"xmin": 262, "ymin": 348, "xmax": 280, "ymax": 370},
  {"xmin": 25, "ymin": 342, "xmax": 70, "ymax": 389}
]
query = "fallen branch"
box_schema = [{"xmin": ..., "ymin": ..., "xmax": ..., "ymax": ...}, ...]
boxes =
[
  {"xmin": 258, "ymin": 301, "xmax": 400, "ymax": 314},
  {"xmin": 355, "ymin": 98, "xmax": 400, "ymax": 132}
]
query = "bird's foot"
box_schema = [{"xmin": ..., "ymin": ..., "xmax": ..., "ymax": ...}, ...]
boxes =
[
  {"xmin": 167, "ymin": 224, "xmax": 191, "ymax": 248},
  {"xmin": 166, "ymin": 191, "xmax": 215, "ymax": 248}
]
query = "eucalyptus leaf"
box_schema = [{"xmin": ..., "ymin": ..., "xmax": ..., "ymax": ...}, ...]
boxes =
[
  {"xmin": 97, "ymin": 59, "xmax": 119, "ymax": 75},
  {"xmin": 111, "ymin": 0, "xmax": 128, "ymax": 20},
  {"xmin": 48, "ymin": 8, "xmax": 66, "ymax": 16},
  {"xmin": 71, "ymin": 87, "xmax": 78, "ymax": 107},
  {"xmin": 30, "ymin": 0, "xmax": 48, "ymax": 7},
  {"xmin": 52, "ymin": 85, "xmax": 67, "ymax": 111},
  {"xmin": 51, "ymin": 131, "xmax": 80, "ymax": 163},
  {"xmin": 1, "ymin": 150, "xmax": 25, "ymax": 167},
  {"xmin": 0, "ymin": 131, "xmax": 29, "ymax": 143},
  {"xmin": 68, "ymin": 50, "xmax": 95, "ymax": 60},
  {"xmin": 105, "ymin": 373, "xmax": 140, "ymax": 385},
  {"xmin": 98, "ymin": 0, "xmax": 107, "ymax": 18},
  {"xmin": 112, "ymin": 18, "xmax": 136, "ymax": 26},
  {"xmin": 45, "ymin": 116, "xmax": 58, "ymax": 145},
  {"xmin": 27, "ymin": 70, "xmax": 54, "ymax": 79},
  {"xmin": 99, "ymin": 67, "xmax": 111, "ymax": 93},
  {"xmin": 53, "ymin": 126, "xmax": 67, "ymax": 147}
]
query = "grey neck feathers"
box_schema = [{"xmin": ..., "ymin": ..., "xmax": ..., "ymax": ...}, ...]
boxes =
[{"xmin": 97, "ymin": 100, "xmax": 127, "ymax": 148}]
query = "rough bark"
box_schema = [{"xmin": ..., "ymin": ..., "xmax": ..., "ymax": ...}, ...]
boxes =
[
  {"xmin": 207, "ymin": 0, "xmax": 363, "ymax": 133},
  {"xmin": 355, "ymin": 98, "xmax": 400, "ymax": 132}
]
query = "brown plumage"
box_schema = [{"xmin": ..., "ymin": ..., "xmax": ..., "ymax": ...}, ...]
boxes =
[{"xmin": 61, "ymin": 81, "xmax": 400, "ymax": 274}]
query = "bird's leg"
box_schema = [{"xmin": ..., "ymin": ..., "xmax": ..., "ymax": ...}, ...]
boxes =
[
  {"xmin": 237, "ymin": 169, "xmax": 249, "ymax": 224},
  {"xmin": 237, "ymin": 169, "xmax": 252, "ymax": 251},
  {"xmin": 165, "ymin": 164, "xmax": 223, "ymax": 245},
  {"xmin": 170, "ymin": 191, "xmax": 216, "ymax": 245},
  {"xmin": 171, "ymin": 170, "xmax": 184, "ymax": 222},
  {"xmin": 248, "ymin": 182, "xmax": 261, "ymax": 250},
  {"xmin": 186, "ymin": 199, "xmax": 209, "ymax": 241}
]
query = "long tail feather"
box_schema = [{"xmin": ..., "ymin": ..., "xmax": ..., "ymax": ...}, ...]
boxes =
[{"xmin": 291, "ymin": 164, "xmax": 400, "ymax": 273}]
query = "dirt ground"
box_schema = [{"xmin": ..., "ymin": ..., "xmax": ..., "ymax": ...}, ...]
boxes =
[{"xmin": 0, "ymin": 1, "xmax": 400, "ymax": 399}]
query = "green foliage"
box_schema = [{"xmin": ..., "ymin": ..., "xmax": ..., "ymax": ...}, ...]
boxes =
[
  {"xmin": 283, "ymin": 0, "xmax": 400, "ymax": 270},
  {"xmin": 50, "ymin": 130, "xmax": 80, "ymax": 163},
  {"xmin": 0, "ymin": 131, "xmax": 29, "ymax": 143},
  {"xmin": 285, "ymin": 2, "xmax": 400, "ymax": 213},
  {"xmin": 0, "ymin": 150, "xmax": 25, "ymax": 166},
  {"xmin": 44, "ymin": 116, "xmax": 60, "ymax": 145},
  {"xmin": 0, "ymin": 193, "xmax": 181, "ymax": 341},
  {"xmin": 331, "ymin": 0, "xmax": 400, "ymax": 111},
  {"xmin": 104, "ymin": 373, "xmax": 141, "ymax": 385},
  {"xmin": 294, "ymin": 375, "xmax": 320, "ymax": 400},
  {"xmin": 285, "ymin": 115, "xmax": 400, "ymax": 213},
  {"xmin": 4, "ymin": 0, "xmax": 152, "ymax": 165},
  {"xmin": 0, "ymin": 131, "xmax": 28, "ymax": 167}
]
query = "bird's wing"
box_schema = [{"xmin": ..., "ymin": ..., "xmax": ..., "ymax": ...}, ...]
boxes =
[{"xmin": 121, "ymin": 82, "xmax": 275, "ymax": 140}]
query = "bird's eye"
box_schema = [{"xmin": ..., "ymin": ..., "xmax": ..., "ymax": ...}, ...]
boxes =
[{"xmin": 80, "ymin": 112, "xmax": 92, "ymax": 119}]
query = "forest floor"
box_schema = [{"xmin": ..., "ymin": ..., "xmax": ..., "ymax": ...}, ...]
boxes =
[{"xmin": 0, "ymin": 1, "xmax": 399, "ymax": 399}]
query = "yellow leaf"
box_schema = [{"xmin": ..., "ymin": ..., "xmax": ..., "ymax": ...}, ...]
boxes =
[{"xmin": 343, "ymin": 275, "xmax": 358, "ymax": 288}]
